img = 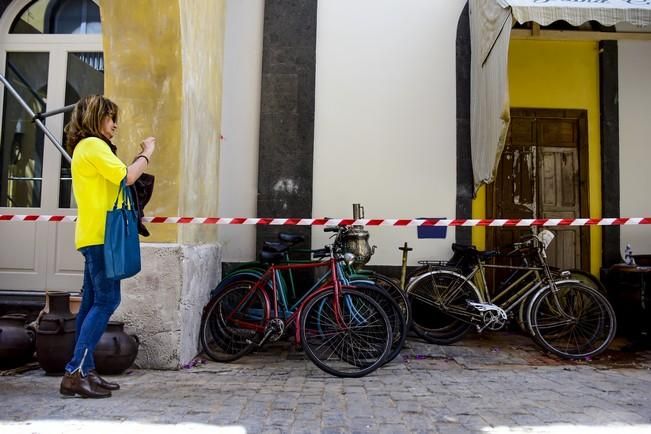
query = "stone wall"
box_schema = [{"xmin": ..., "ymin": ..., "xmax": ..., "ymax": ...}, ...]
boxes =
[{"xmin": 114, "ymin": 243, "xmax": 221, "ymax": 369}]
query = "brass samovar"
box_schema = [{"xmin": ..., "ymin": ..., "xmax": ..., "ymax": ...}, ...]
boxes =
[{"xmin": 342, "ymin": 203, "xmax": 375, "ymax": 269}]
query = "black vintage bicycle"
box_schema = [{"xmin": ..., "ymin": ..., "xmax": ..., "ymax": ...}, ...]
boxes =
[{"xmin": 406, "ymin": 230, "xmax": 617, "ymax": 359}]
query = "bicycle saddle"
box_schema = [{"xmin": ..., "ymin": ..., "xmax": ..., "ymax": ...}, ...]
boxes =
[
  {"xmin": 311, "ymin": 248, "xmax": 329, "ymax": 258},
  {"xmin": 259, "ymin": 250, "xmax": 286, "ymax": 263},
  {"xmin": 451, "ymin": 243, "xmax": 476, "ymax": 253},
  {"xmin": 278, "ymin": 232, "xmax": 305, "ymax": 244},
  {"xmin": 262, "ymin": 241, "xmax": 290, "ymax": 253},
  {"xmin": 451, "ymin": 243, "xmax": 498, "ymax": 261}
]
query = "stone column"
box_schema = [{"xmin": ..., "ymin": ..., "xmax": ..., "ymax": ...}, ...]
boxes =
[
  {"xmin": 99, "ymin": 0, "xmax": 225, "ymax": 369},
  {"xmin": 256, "ymin": 0, "xmax": 318, "ymax": 253}
]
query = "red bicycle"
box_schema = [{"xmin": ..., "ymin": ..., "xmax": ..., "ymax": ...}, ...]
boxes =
[{"xmin": 200, "ymin": 245, "xmax": 393, "ymax": 377}]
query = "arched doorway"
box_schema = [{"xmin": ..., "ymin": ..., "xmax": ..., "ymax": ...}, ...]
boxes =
[{"xmin": 0, "ymin": 0, "xmax": 103, "ymax": 290}]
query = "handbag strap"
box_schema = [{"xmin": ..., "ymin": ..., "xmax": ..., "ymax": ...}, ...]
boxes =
[{"xmin": 112, "ymin": 178, "xmax": 136, "ymax": 211}]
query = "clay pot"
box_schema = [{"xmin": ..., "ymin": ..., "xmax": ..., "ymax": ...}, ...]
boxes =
[
  {"xmin": 94, "ymin": 321, "xmax": 139, "ymax": 375},
  {"xmin": 35, "ymin": 292, "xmax": 76, "ymax": 375},
  {"xmin": 0, "ymin": 314, "xmax": 35, "ymax": 369}
]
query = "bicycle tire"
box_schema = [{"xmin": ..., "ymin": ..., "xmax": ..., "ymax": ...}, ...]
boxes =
[
  {"xmin": 210, "ymin": 269, "xmax": 266, "ymax": 297},
  {"xmin": 516, "ymin": 269, "xmax": 607, "ymax": 333},
  {"xmin": 527, "ymin": 282, "xmax": 617, "ymax": 359},
  {"xmin": 562, "ymin": 269, "xmax": 607, "ymax": 294},
  {"xmin": 300, "ymin": 289, "xmax": 392, "ymax": 378},
  {"xmin": 200, "ymin": 280, "xmax": 268, "ymax": 362},
  {"xmin": 368, "ymin": 273, "xmax": 412, "ymax": 329},
  {"xmin": 406, "ymin": 269, "xmax": 481, "ymax": 345},
  {"xmin": 406, "ymin": 265, "xmax": 430, "ymax": 283},
  {"xmin": 348, "ymin": 283, "xmax": 407, "ymax": 364}
]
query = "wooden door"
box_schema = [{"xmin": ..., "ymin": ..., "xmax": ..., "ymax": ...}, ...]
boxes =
[
  {"xmin": 538, "ymin": 147, "xmax": 581, "ymax": 269},
  {"xmin": 488, "ymin": 109, "xmax": 590, "ymax": 273}
]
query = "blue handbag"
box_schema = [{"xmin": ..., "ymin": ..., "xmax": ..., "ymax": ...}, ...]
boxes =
[{"xmin": 104, "ymin": 178, "xmax": 142, "ymax": 280}]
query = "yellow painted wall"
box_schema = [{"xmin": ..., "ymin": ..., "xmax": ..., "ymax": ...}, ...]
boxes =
[
  {"xmin": 472, "ymin": 39, "xmax": 602, "ymax": 275},
  {"xmin": 100, "ymin": 0, "xmax": 183, "ymax": 243},
  {"xmin": 472, "ymin": 186, "xmax": 486, "ymax": 250},
  {"xmin": 100, "ymin": 0, "xmax": 225, "ymax": 244},
  {"xmin": 178, "ymin": 0, "xmax": 225, "ymax": 244}
]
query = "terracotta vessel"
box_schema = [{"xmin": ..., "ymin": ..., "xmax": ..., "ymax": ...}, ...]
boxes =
[
  {"xmin": 94, "ymin": 321, "xmax": 139, "ymax": 375},
  {"xmin": 0, "ymin": 314, "xmax": 35, "ymax": 369},
  {"xmin": 35, "ymin": 292, "xmax": 76, "ymax": 375}
]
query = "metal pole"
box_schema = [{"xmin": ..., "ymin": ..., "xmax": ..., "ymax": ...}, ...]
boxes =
[
  {"xmin": 6, "ymin": 61, "xmax": 47, "ymax": 109},
  {"xmin": 0, "ymin": 73, "xmax": 71, "ymax": 164},
  {"xmin": 33, "ymin": 104, "xmax": 75, "ymax": 121}
]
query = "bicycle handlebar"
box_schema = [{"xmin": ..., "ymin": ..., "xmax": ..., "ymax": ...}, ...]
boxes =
[{"xmin": 507, "ymin": 237, "xmax": 538, "ymax": 255}]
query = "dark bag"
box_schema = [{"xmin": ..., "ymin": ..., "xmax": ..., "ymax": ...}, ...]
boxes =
[
  {"xmin": 104, "ymin": 178, "xmax": 141, "ymax": 280},
  {"xmin": 129, "ymin": 173, "xmax": 155, "ymax": 237}
]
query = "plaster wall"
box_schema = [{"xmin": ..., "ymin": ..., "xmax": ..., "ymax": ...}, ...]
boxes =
[
  {"xmin": 312, "ymin": 0, "xmax": 467, "ymax": 265},
  {"xmin": 100, "ymin": 0, "xmax": 183, "ymax": 243},
  {"xmin": 101, "ymin": 0, "xmax": 225, "ymax": 245},
  {"xmin": 178, "ymin": 0, "xmax": 225, "ymax": 245},
  {"xmin": 619, "ymin": 41, "xmax": 651, "ymax": 256},
  {"xmin": 218, "ymin": 0, "xmax": 264, "ymax": 262}
]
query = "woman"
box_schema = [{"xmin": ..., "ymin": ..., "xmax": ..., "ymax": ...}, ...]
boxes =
[{"xmin": 59, "ymin": 95, "xmax": 155, "ymax": 398}]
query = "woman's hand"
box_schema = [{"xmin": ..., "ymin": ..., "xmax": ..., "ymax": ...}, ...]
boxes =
[
  {"xmin": 140, "ymin": 137, "xmax": 156, "ymax": 157},
  {"xmin": 126, "ymin": 137, "xmax": 156, "ymax": 185}
]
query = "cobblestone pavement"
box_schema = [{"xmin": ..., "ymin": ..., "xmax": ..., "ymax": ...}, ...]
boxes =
[{"xmin": 1, "ymin": 332, "xmax": 650, "ymax": 433}]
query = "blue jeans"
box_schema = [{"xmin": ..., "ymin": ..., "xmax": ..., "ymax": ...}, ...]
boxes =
[{"xmin": 65, "ymin": 245, "xmax": 121, "ymax": 376}]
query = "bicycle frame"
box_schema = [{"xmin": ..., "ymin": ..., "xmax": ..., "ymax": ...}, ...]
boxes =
[
  {"xmin": 222, "ymin": 226, "xmax": 378, "ymax": 303},
  {"xmin": 216, "ymin": 250, "xmax": 374, "ymax": 311},
  {"xmin": 222, "ymin": 255, "xmax": 354, "ymax": 346},
  {"xmin": 473, "ymin": 263, "xmax": 547, "ymax": 314},
  {"xmin": 432, "ymin": 243, "xmax": 566, "ymax": 323}
]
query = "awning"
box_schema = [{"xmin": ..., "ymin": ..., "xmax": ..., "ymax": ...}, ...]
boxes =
[{"xmin": 470, "ymin": 0, "xmax": 651, "ymax": 192}]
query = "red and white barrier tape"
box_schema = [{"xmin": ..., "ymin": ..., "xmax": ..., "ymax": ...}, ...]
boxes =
[{"xmin": 2, "ymin": 215, "xmax": 651, "ymax": 226}]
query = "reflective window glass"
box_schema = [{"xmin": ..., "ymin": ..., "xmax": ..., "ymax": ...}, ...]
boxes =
[
  {"xmin": 10, "ymin": 0, "xmax": 101, "ymax": 34},
  {"xmin": 59, "ymin": 52, "xmax": 104, "ymax": 208},
  {"xmin": 0, "ymin": 52, "xmax": 49, "ymax": 208}
]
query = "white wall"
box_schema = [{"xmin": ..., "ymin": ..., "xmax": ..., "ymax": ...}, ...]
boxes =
[
  {"xmin": 312, "ymin": 0, "xmax": 467, "ymax": 265},
  {"xmin": 218, "ymin": 0, "xmax": 264, "ymax": 262},
  {"xmin": 620, "ymin": 41, "xmax": 651, "ymax": 254},
  {"xmin": 619, "ymin": 41, "xmax": 651, "ymax": 256}
]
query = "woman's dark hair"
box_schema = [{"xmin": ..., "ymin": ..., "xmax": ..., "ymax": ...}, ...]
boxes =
[{"xmin": 64, "ymin": 95, "xmax": 118, "ymax": 154}]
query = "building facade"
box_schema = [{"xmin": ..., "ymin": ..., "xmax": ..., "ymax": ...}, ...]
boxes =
[{"xmin": 1, "ymin": 0, "xmax": 650, "ymax": 367}]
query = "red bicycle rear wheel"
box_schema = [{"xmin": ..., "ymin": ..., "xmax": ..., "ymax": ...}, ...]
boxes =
[{"xmin": 200, "ymin": 280, "xmax": 268, "ymax": 362}]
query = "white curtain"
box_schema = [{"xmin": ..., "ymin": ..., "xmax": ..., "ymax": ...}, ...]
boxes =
[{"xmin": 469, "ymin": 0, "xmax": 512, "ymax": 192}]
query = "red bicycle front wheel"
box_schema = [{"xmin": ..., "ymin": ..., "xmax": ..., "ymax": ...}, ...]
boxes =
[{"xmin": 300, "ymin": 289, "xmax": 391, "ymax": 378}]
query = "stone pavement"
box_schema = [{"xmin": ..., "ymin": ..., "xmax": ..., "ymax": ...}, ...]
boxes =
[{"xmin": 1, "ymin": 331, "xmax": 650, "ymax": 434}]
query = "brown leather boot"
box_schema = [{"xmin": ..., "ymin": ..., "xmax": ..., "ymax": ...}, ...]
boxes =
[
  {"xmin": 88, "ymin": 370, "xmax": 120, "ymax": 391},
  {"xmin": 60, "ymin": 371, "xmax": 112, "ymax": 398}
]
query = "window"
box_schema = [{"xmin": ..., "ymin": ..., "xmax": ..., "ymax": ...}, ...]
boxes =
[
  {"xmin": 1, "ymin": 0, "xmax": 103, "ymax": 209},
  {"xmin": 10, "ymin": 0, "xmax": 101, "ymax": 34},
  {"xmin": 0, "ymin": 52, "xmax": 49, "ymax": 207}
]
